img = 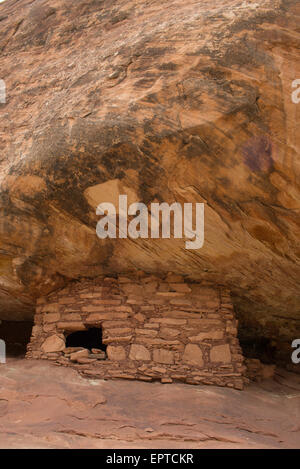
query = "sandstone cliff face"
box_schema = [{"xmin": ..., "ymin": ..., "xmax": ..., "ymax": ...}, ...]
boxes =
[{"xmin": 0, "ymin": 0, "xmax": 299, "ymax": 357}]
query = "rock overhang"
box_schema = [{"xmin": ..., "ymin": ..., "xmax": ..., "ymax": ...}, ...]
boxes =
[{"xmin": 0, "ymin": 0, "xmax": 299, "ymax": 358}]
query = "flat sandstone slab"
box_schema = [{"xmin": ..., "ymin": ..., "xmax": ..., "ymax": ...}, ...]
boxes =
[{"xmin": 0, "ymin": 359, "xmax": 299, "ymax": 449}]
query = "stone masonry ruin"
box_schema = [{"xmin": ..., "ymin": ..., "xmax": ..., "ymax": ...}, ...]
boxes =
[{"xmin": 26, "ymin": 273, "xmax": 246, "ymax": 389}]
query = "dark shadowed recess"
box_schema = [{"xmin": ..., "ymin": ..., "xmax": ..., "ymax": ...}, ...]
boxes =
[
  {"xmin": 0, "ymin": 320, "xmax": 33, "ymax": 357},
  {"xmin": 238, "ymin": 334, "xmax": 277, "ymax": 364},
  {"xmin": 65, "ymin": 327, "xmax": 107, "ymax": 352}
]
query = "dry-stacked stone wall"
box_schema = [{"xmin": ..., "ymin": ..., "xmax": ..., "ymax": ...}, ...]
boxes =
[{"xmin": 27, "ymin": 273, "xmax": 246, "ymax": 389}]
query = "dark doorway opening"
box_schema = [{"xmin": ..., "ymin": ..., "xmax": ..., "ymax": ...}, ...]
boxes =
[
  {"xmin": 0, "ymin": 320, "xmax": 33, "ymax": 357},
  {"xmin": 238, "ymin": 334, "xmax": 277, "ymax": 364},
  {"xmin": 65, "ymin": 327, "xmax": 106, "ymax": 353}
]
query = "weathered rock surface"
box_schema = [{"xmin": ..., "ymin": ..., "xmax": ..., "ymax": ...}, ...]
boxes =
[
  {"xmin": 0, "ymin": 0, "xmax": 299, "ymax": 356},
  {"xmin": 0, "ymin": 358, "xmax": 299, "ymax": 448}
]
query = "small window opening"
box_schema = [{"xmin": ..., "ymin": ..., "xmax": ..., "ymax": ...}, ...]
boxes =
[{"xmin": 65, "ymin": 327, "xmax": 106, "ymax": 353}]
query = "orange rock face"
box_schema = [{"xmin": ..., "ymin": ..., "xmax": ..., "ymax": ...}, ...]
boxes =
[{"xmin": 0, "ymin": 0, "xmax": 299, "ymax": 358}]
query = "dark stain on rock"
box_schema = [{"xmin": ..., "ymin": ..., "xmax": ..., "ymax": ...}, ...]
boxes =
[
  {"xmin": 15, "ymin": 255, "xmax": 66, "ymax": 295},
  {"xmin": 158, "ymin": 62, "xmax": 178, "ymax": 71},
  {"xmin": 110, "ymin": 11, "xmax": 129, "ymax": 24},
  {"xmin": 134, "ymin": 77, "xmax": 158, "ymax": 89},
  {"xmin": 220, "ymin": 38, "xmax": 272, "ymax": 68},
  {"xmin": 8, "ymin": 117, "xmax": 169, "ymax": 227},
  {"xmin": 242, "ymin": 136, "xmax": 273, "ymax": 173},
  {"xmin": 71, "ymin": 70, "xmax": 97, "ymax": 88},
  {"xmin": 198, "ymin": 36, "xmax": 273, "ymax": 71},
  {"xmin": 229, "ymin": 11, "xmax": 277, "ymax": 34},
  {"xmin": 184, "ymin": 136, "xmax": 211, "ymax": 159},
  {"xmin": 144, "ymin": 47, "xmax": 174, "ymax": 57}
]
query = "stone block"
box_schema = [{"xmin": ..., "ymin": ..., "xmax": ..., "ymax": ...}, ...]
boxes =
[
  {"xmin": 31, "ymin": 325, "xmax": 42, "ymax": 337},
  {"xmin": 43, "ymin": 323, "xmax": 56, "ymax": 333},
  {"xmin": 61, "ymin": 313, "xmax": 82, "ymax": 321},
  {"xmin": 143, "ymin": 282, "xmax": 158, "ymax": 293},
  {"xmin": 101, "ymin": 320, "xmax": 130, "ymax": 329},
  {"xmin": 57, "ymin": 321, "xmax": 86, "ymax": 331},
  {"xmin": 136, "ymin": 337, "xmax": 180, "ymax": 346},
  {"xmin": 41, "ymin": 303, "xmax": 60, "ymax": 313},
  {"xmin": 166, "ymin": 310, "xmax": 203, "ymax": 319},
  {"xmin": 70, "ymin": 349, "xmax": 89, "ymax": 362},
  {"xmin": 103, "ymin": 334, "xmax": 132, "ymax": 344},
  {"xmin": 118, "ymin": 276, "xmax": 133, "ymax": 283},
  {"xmin": 129, "ymin": 344, "xmax": 151, "ymax": 361},
  {"xmin": 121, "ymin": 284, "xmax": 144, "ymax": 296},
  {"xmin": 41, "ymin": 335, "xmax": 65, "ymax": 353},
  {"xmin": 104, "ymin": 327, "xmax": 132, "ymax": 336},
  {"xmin": 161, "ymin": 377, "xmax": 173, "ymax": 383},
  {"xmin": 188, "ymin": 319, "xmax": 223, "ymax": 328},
  {"xmin": 144, "ymin": 323, "xmax": 159, "ymax": 329},
  {"xmin": 136, "ymin": 328, "xmax": 158, "ymax": 337},
  {"xmin": 80, "ymin": 293, "xmax": 97, "ymax": 298},
  {"xmin": 92, "ymin": 298, "xmax": 122, "ymax": 305},
  {"xmin": 210, "ymin": 344, "xmax": 231, "ymax": 363},
  {"xmin": 170, "ymin": 298, "xmax": 192, "ymax": 305},
  {"xmin": 37, "ymin": 297, "xmax": 47, "ymax": 305},
  {"xmin": 158, "ymin": 283, "xmax": 170, "ymax": 292},
  {"xmin": 114, "ymin": 306, "xmax": 133, "ymax": 312},
  {"xmin": 151, "ymin": 366, "xmax": 167, "ymax": 374},
  {"xmin": 82, "ymin": 306, "xmax": 106, "ymax": 312},
  {"xmin": 91, "ymin": 348, "xmax": 105, "ymax": 355},
  {"xmin": 183, "ymin": 344, "xmax": 204, "ymax": 367},
  {"xmin": 135, "ymin": 313, "xmax": 146, "ymax": 322},
  {"xmin": 153, "ymin": 349, "xmax": 174, "ymax": 364},
  {"xmin": 160, "ymin": 327, "xmax": 180, "ymax": 339},
  {"xmin": 189, "ymin": 330, "xmax": 224, "ymax": 341},
  {"xmin": 168, "ymin": 283, "xmax": 191, "ymax": 293},
  {"xmin": 226, "ymin": 326, "xmax": 237, "ymax": 335},
  {"xmin": 165, "ymin": 274, "xmax": 184, "ymax": 283},
  {"xmin": 77, "ymin": 357, "xmax": 97, "ymax": 364},
  {"xmin": 156, "ymin": 291, "xmax": 185, "ymax": 297},
  {"xmin": 126, "ymin": 298, "xmax": 144, "ymax": 304},
  {"xmin": 140, "ymin": 306, "xmax": 156, "ymax": 312},
  {"xmin": 58, "ymin": 298, "xmax": 75, "ymax": 304},
  {"xmin": 107, "ymin": 345, "xmax": 126, "ymax": 361},
  {"xmin": 85, "ymin": 312, "xmax": 128, "ymax": 322},
  {"xmin": 150, "ymin": 318, "xmax": 186, "ymax": 325},
  {"xmin": 63, "ymin": 307, "xmax": 83, "ymax": 313},
  {"xmin": 64, "ymin": 347, "xmax": 84, "ymax": 354}
]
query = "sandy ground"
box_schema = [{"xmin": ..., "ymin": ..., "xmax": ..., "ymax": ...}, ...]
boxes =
[{"xmin": 0, "ymin": 358, "xmax": 299, "ymax": 449}]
